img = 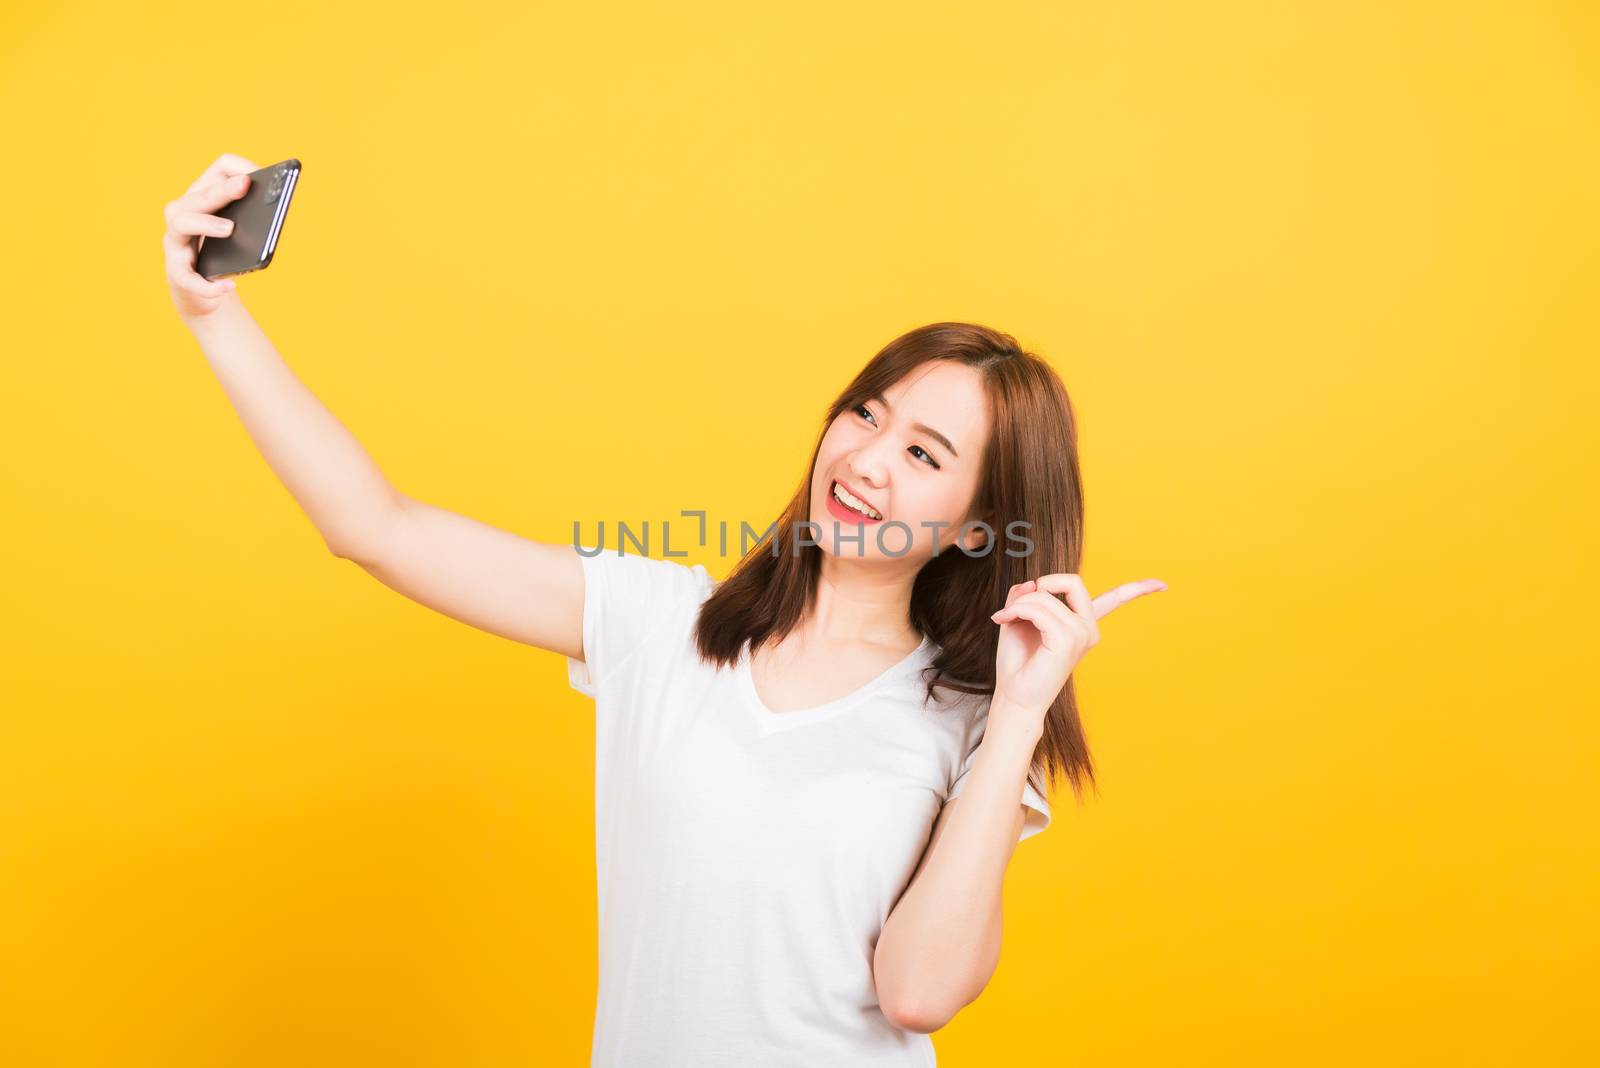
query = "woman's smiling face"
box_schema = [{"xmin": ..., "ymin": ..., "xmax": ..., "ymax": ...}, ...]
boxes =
[{"xmin": 809, "ymin": 359, "xmax": 992, "ymax": 563}]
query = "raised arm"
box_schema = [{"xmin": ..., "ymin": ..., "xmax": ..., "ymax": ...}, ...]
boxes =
[
  {"xmin": 329, "ymin": 497, "xmax": 585, "ymax": 657},
  {"xmin": 165, "ymin": 152, "xmax": 586, "ymax": 660}
]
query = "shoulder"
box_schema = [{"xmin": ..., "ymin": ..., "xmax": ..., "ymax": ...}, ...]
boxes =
[
  {"xmin": 577, "ymin": 546, "xmax": 716, "ymax": 608},
  {"xmin": 913, "ymin": 648, "xmax": 991, "ymax": 718},
  {"xmin": 566, "ymin": 549, "xmax": 719, "ymax": 699},
  {"xmin": 913, "ymin": 660, "xmax": 993, "ymax": 745},
  {"xmin": 573, "ymin": 547, "xmax": 719, "ymax": 656}
]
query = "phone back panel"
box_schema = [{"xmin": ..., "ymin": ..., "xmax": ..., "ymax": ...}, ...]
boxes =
[{"xmin": 195, "ymin": 159, "xmax": 301, "ymax": 280}]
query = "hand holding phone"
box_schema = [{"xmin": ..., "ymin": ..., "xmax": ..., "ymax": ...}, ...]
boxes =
[{"xmin": 162, "ymin": 154, "xmax": 302, "ymax": 320}]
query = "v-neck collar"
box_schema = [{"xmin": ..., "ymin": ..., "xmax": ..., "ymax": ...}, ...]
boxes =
[{"xmin": 737, "ymin": 635, "xmax": 934, "ymax": 734}]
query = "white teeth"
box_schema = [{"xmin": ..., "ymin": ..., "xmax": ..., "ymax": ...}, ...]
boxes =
[{"xmin": 832, "ymin": 481, "xmax": 881, "ymax": 520}]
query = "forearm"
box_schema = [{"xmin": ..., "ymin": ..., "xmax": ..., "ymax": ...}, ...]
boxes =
[
  {"xmin": 183, "ymin": 293, "xmax": 401, "ymax": 556},
  {"xmin": 876, "ymin": 710, "xmax": 1043, "ymax": 1029}
]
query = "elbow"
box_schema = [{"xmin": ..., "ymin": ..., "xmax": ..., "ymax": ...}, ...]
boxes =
[
  {"xmin": 325, "ymin": 491, "xmax": 410, "ymax": 566},
  {"xmin": 324, "ymin": 519, "xmax": 383, "ymax": 565},
  {"xmin": 874, "ymin": 923, "xmax": 980, "ymax": 1033},
  {"xmin": 881, "ymin": 995, "xmax": 955, "ymax": 1035},
  {"xmin": 327, "ymin": 537, "xmax": 369, "ymax": 565},
  {"xmin": 878, "ymin": 971, "xmax": 960, "ymax": 1035},
  {"xmin": 324, "ymin": 513, "xmax": 397, "ymax": 567},
  {"xmin": 877, "ymin": 952, "xmax": 987, "ymax": 1033}
]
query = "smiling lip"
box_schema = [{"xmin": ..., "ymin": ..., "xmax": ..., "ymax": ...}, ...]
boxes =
[{"xmin": 827, "ymin": 479, "xmax": 884, "ymax": 523}]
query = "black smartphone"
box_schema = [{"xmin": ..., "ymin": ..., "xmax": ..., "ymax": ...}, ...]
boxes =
[{"xmin": 195, "ymin": 158, "xmax": 302, "ymax": 281}]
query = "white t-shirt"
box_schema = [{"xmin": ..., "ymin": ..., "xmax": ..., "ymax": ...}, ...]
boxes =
[{"xmin": 565, "ymin": 548, "xmax": 1050, "ymax": 1067}]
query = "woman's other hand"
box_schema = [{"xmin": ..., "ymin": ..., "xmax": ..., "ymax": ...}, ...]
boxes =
[{"xmin": 988, "ymin": 573, "xmax": 1168, "ymax": 734}]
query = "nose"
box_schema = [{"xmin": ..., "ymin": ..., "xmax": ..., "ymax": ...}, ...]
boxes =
[{"xmin": 846, "ymin": 441, "xmax": 890, "ymax": 490}]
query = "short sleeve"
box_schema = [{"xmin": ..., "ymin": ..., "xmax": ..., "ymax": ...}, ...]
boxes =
[
  {"xmin": 566, "ymin": 546, "xmax": 714, "ymax": 700},
  {"xmin": 947, "ymin": 737, "xmax": 1052, "ymax": 843}
]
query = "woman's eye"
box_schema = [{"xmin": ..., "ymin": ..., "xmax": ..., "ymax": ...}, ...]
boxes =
[
  {"xmin": 853, "ymin": 403, "xmax": 876, "ymax": 424},
  {"xmin": 908, "ymin": 445, "xmax": 940, "ymax": 469}
]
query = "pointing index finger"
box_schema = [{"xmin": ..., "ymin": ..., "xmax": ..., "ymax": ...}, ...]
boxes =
[{"xmin": 1089, "ymin": 579, "xmax": 1169, "ymax": 620}]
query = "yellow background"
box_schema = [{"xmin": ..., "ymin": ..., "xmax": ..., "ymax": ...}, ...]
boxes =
[{"xmin": 3, "ymin": 2, "xmax": 1595, "ymax": 1064}]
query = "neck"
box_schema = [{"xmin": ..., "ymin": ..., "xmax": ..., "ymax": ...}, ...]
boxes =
[{"xmin": 801, "ymin": 552, "xmax": 923, "ymax": 653}]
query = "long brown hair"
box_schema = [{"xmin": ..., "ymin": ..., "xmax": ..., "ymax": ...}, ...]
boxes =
[{"xmin": 694, "ymin": 321, "xmax": 1096, "ymax": 805}]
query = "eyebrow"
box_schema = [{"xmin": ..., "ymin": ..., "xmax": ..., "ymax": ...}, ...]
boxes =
[{"xmin": 869, "ymin": 392, "xmax": 960, "ymax": 459}]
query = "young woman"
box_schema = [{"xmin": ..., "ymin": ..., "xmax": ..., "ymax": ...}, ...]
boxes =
[{"xmin": 164, "ymin": 153, "xmax": 1167, "ymax": 1067}]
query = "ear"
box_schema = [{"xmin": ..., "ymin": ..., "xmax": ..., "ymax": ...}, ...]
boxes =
[{"xmin": 958, "ymin": 515, "xmax": 993, "ymax": 553}]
